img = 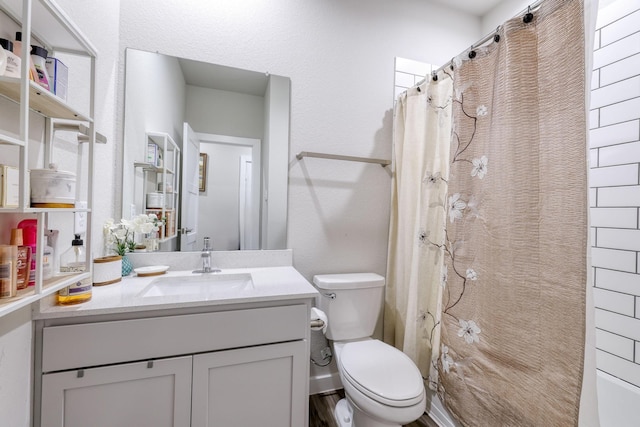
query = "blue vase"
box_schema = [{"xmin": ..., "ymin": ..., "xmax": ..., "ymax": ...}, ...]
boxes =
[{"xmin": 121, "ymin": 254, "xmax": 133, "ymax": 276}]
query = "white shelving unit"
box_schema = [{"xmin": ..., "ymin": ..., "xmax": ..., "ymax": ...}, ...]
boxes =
[
  {"xmin": 134, "ymin": 132, "xmax": 180, "ymax": 244},
  {"xmin": 0, "ymin": 0, "xmax": 99, "ymax": 318}
]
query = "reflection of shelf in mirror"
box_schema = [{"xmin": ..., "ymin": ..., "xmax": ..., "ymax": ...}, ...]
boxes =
[
  {"xmin": 134, "ymin": 162, "xmax": 162, "ymax": 172},
  {"xmin": 0, "ymin": 77, "xmax": 90, "ymax": 121}
]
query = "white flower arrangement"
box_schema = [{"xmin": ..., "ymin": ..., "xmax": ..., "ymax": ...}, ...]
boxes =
[{"xmin": 104, "ymin": 214, "xmax": 163, "ymax": 256}]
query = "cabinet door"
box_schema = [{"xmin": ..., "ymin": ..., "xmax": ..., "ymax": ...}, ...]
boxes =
[
  {"xmin": 192, "ymin": 341, "xmax": 307, "ymax": 427},
  {"xmin": 40, "ymin": 356, "xmax": 192, "ymax": 427}
]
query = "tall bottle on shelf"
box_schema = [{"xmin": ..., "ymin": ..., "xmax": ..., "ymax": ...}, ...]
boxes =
[{"xmin": 10, "ymin": 228, "xmax": 31, "ymax": 290}]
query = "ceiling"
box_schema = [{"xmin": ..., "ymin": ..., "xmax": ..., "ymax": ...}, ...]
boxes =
[
  {"xmin": 178, "ymin": 57, "xmax": 269, "ymax": 97},
  {"xmin": 176, "ymin": 0, "xmax": 512, "ymax": 95},
  {"xmin": 428, "ymin": 0, "xmax": 506, "ymax": 16}
]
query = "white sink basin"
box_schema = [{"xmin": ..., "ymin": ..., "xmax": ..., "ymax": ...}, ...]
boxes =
[{"xmin": 137, "ymin": 273, "xmax": 253, "ymax": 298}]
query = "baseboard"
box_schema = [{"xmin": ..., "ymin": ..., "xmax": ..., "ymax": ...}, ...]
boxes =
[
  {"xmin": 426, "ymin": 390, "xmax": 460, "ymax": 427},
  {"xmin": 309, "ymin": 371, "xmax": 342, "ymax": 395}
]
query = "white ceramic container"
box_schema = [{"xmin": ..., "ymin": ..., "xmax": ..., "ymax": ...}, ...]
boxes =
[
  {"xmin": 30, "ymin": 168, "xmax": 76, "ymax": 207},
  {"xmin": 93, "ymin": 255, "xmax": 122, "ymax": 286},
  {"xmin": 146, "ymin": 192, "xmax": 165, "ymax": 208}
]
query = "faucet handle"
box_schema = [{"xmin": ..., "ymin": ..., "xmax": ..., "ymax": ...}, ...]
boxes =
[{"xmin": 203, "ymin": 237, "xmax": 211, "ymax": 251}]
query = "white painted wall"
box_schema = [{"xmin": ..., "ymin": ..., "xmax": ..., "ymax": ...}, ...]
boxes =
[
  {"xmin": 0, "ymin": 0, "xmax": 484, "ymax": 424},
  {"xmin": 117, "ymin": 0, "xmax": 481, "ymax": 280}
]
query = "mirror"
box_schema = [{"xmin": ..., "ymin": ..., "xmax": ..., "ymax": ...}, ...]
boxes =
[{"xmin": 122, "ymin": 49, "xmax": 290, "ymax": 252}]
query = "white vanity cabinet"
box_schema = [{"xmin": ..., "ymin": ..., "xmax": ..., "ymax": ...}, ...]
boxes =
[
  {"xmin": 192, "ymin": 341, "xmax": 307, "ymax": 426},
  {"xmin": 41, "ymin": 356, "xmax": 193, "ymax": 427},
  {"xmin": 36, "ymin": 303, "xmax": 311, "ymax": 427}
]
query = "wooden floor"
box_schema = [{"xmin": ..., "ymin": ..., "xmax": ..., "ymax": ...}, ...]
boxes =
[{"xmin": 309, "ymin": 390, "xmax": 439, "ymax": 427}]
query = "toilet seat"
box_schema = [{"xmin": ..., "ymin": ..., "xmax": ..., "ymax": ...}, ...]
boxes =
[{"xmin": 339, "ymin": 339, "xmax": 424, "ymax": 408}]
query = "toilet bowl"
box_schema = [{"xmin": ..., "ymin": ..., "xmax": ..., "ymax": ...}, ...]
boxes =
[
  {"xmin": 334, "ymin": 340, "xmax": 426, "ymax": 427},
  {"xmin": 313, "ymin": 273, "xmax": 426, "ymax": 427}
]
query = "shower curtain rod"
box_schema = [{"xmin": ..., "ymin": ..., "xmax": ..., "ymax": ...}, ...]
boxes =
[{"xmin": 420, "ymin": 0, "xmax": 545, "ymax": 84}]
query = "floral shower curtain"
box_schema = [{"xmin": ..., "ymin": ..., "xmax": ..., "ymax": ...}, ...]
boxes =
[
  {"xmin": 384, "ymin": 75, "xmax": 452, "ymax": 378},
  {"xmin": 431, "ymin": 0, "xmax": 589, "ymax": 425}
]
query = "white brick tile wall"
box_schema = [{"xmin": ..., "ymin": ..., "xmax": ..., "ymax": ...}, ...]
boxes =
[
  {"xmin": 597, "ymin": 350, "xmax": 640, "ymax": 388},
  {"xmin": 393, "ymin": 57, "xmax": 434, "ymax": 103},
  {"xmin": 592, "ymin": 247, "xmax": 637, "ymax": 272},
  {"xmin": 601, "ymin": 53, "xmax": 640, "ymax": 86},
  {"xmin": 592, "ymin": 69, "xmax": 600, "ymax": 90},
  {"xmin": 590, "ymin": 109, "xmax": 600, "ymax": 129},
  {"xmin": 596, "ymin": 328, "xmax": 635, "ymax": 360},
  {"xmin": 589, "ymin": 120, "xmax": 639, "ymax": 149},
  {"xmin": 596, "ymin": 268, "xmax": 640, "ymax": 296},
  {"xmin": 600, "ymin": 10, "xmax": 640, "ymax": 46},
  {"xmin": 597, "ymin": 0, "xmax": 640, "ymax": 29},
  {"xmin": 590, "ymin": 207, "xmax": 638, "ymax": 228},
  {"xmin": 599, "ymin": 96, "xmax": 640, "ymax": 126},
  {"xmin": 591, "ymin": 76, "xmax": 640, "ymax": 109},
  {"xmin": 597, "ymin": 185, "xmax": 640, "ymax": 206},
  {"xmin": 592, "ymin": 32, "xmax": 640, "ymax": 69},
  {"xmin": 595, "ymin": 309, "xmax": 640, "ymax": 341},
  {"xmin": 590, "ymin": 164, "xmax": 639, "ymax": 187},
  {"xmin": 591, "ymin": 2, "xmax": 640, "ymax": 391},
  {"xmin": 600, "ymin": 140, "xmax": 640, "ymax": 166},
  {"xmin": 594, "ymin": 287, "xmax": 636, "ymax": 316},
  {"xmin": 598, "ymin": 228, "xmax": 640, "ymax": 251},
  {"xmin": 590, "ymin": 148, "xmax": 599, "ymax": 167}
]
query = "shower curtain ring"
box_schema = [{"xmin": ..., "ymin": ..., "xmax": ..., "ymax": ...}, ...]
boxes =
[
  {"xmin": 468, "ymin": 50, "xmax": 477, "ymax": 59},
  {"xmin": 431, "ymin": 70, "xmax": 438, "ymax": 81},
  {"xmin": 523, "ymin": 6, "xmax": 534, "ymax": 23}
]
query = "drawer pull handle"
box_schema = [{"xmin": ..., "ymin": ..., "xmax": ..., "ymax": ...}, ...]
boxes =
[
  {"xmin": 77, "ymin": 369, "xmax": 84, "ymax": 378},
  {"xmin": 147, "ymin": 361, "xmax": 154, "ymax": 369}
]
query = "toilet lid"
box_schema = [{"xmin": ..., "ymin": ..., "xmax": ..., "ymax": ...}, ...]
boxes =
[{"xmin": 340, "ymin": 340, "xmax": 424, "ymax": 407}]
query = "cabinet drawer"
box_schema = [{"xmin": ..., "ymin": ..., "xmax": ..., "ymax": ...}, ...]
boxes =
[{"xmin": 42, "ymin": 304, "xmax": 307, "ymax": 372}]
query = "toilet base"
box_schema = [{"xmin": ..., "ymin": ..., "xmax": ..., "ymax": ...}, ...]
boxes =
[
  {"xmin": 334, "ymin": 397, "xmax": 405, "ymax": 427},
  {"xmin": 334, "ymin": 398, "xmax": 354, "ymax": 427}
]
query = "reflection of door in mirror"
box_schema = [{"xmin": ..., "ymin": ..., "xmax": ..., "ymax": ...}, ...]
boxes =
[
  {"xmin": 180, "ymin": 123, "xmax": 199, "ymax": 251},
  {"xmin": 122, "ymin": 48, "xmax": 290, "ymax": 251},
  {"xmin": 198, "ymin": 134, "xmax": 261, "ymax": 251}
]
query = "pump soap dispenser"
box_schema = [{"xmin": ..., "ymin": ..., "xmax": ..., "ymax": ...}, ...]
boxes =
[{"xmin": 60, "ymin": 234, "xmax": 86, "ymax": 274}]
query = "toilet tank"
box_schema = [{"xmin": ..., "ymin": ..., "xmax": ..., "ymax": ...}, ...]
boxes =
[{"xmin": 313, "ymin": 273, "xmax": 385, "ymax": 341}]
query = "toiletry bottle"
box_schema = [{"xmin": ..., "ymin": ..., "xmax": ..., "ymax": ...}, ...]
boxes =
[
  {"xmin": 0, "ymin": 245, "xmax": 18, "ymax": 299},
  {"xmin": 10, "ymin": 228, "xmax": 31, "ymax": 290},
  {"xmin": 30, "ymin": 45, "xmax": 50, "ymax": 90},
  {"xmin": 57, "ymin": 277, "xmax": 92, "ymax": 305},
  {"xmin": 60, "ymin": 234, "xmax": 86, "ymax": 273},
  {"xmin": 42, "ymin": 231, "xmax": 55, "ymax": 280},
  {"xmin": 13, "ymin": 32, "xmax": 37, "ymax": 81},
  {"xmin": 0, "ymin": 38, "xmax": 21, "ymax": 78},
  {"xmin": 17, "ymin": 219, "xmax": 37, "ymax": 286}
]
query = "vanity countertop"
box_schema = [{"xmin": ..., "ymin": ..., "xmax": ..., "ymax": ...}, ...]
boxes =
[{"xmin": 35, "ymin": 266, "xmax": 318, "ymax": 320}]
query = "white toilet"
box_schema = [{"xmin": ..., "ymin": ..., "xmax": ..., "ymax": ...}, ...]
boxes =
[{"xmin": 314, "ymin": 273, "xmax": 426, "ymax": 427}]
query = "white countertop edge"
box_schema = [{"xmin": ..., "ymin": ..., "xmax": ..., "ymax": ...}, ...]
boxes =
[{"xmin": 35, "ymin": 265, "xmax": 319, "ymax": 320}]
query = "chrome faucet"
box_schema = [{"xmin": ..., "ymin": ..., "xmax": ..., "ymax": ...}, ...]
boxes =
[{"xmin": 195, "ymin": 237, "xmax": 220, "ymax": 273}]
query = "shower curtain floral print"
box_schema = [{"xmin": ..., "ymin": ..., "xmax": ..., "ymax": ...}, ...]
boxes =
[
  {"xmin": 385, "ymin": 74, "xmax": 452, "ymax": 383},
  {"xmin": 426, "ymin": 0, "xmax": 588, "ymax": 425}
]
